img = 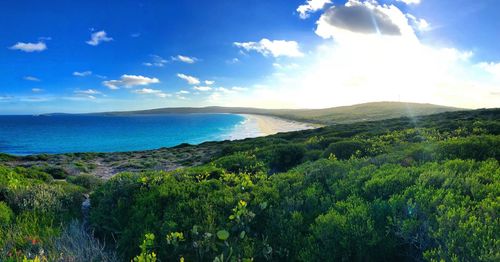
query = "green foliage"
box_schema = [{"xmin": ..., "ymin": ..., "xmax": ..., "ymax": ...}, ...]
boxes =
[
  {"xmin": 323, "ymin": 140, "xmax": 366, "ymax": 160},
  {"xmin": 4, "ymin": 108, "xmax": 500, "ymax": 261},
  {"xmin": 0, "ymin": 201, "xmax": 14, "ymax": 225},
  {"xmin": 257, "ymin": 143, "xmax": 306, "ymax": 173},
  {"xmin": 213, "ymin": 152, "xmax": 266, "ymax": 174},
  {"xmin": 67, "ymin": 174, "xmax": 104, "ymax": 192},
  {"xmin": 437, "ymin": 135, "xmax": 500, "ymax": 161},
  {"xmin": 0, "ymin": 165, "xmax": 87, "ymax": 261},
  {"xmin": 41, "ymin": 166, "xmax": 68, "ymax": 179},
  {"xmin": 133, "ymin": 234, "xmax": 157, "ymax": 262}
]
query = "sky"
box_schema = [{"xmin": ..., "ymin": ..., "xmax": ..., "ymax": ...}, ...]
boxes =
[{"xmin": 1, "ymin": 0, "xmax": 499, "ymax": 114}]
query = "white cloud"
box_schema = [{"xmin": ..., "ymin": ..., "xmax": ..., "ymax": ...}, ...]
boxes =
[
  {"xmin": 73, "ymin": 71, "xmax": 92, "ymax": 77},
  {"xmin": 24, "ymin": 76, "xmax": 41, "ymax": 81},
  {"xmin": 397, "ymin": 0, "xmax": 421, "ymax": 5},
  {"xmin": 31, "ymin": 88, "xmax": 43, "ymax": 93},
  {"xmin": 315, "ymin": 0, "xmax": 416, "ymax": 39},
  {"xmin": 10, "ymin": 41, "xmax": 47, "ymax": 52},
  {"xmin": 133, "ymin": 88, "xmax": 170, "ymax": 98},
  {"xmin": 157, "ymin": 93, "xmax": 171, "ymax": 98},
  {"xmin": 234, "ymin": 39, "xmax": 304, "ymax": 58},
  {"xmin": 407, "ymin": 14, "xmax": 431, "ymax": 32},
  {"xmin": 478, "ymin": 62, "xmax": 500, "ymax": 77},
  {"xmin": 95, "ymin": 74, "xmax": 107, "ymax": 79},
  {"xmin": 205, "ymin": 86, "xmax": 247, "ymax": 102},
  {"xmin": 193, "ymin": 86, "xmax": 212, "ymax": 91},
  {"xmin": 177, "ymin": 73, "xmax": 200, "ymax": 85},
  {"xmin": 86, "ymin": 31, "xmax": 113, "ymax": 46},
  {"xmin": 204, "ymin": 80, "xmax": 215, "ymax": 85},
  {"xmin": 172, "ymin": 55, "xmax": 198, "ymax": 64},
  {"xmin": 297, "ymin": 0, "xmax": 332, "ymax": 19},
  {"xmin": 75, "ymin": 89, "xmax": 101, "ymax": 95},
  {"xmin": 216, "ymin": 87, "xmax": 237, "ymax": 94},
  {"xmin": 231, "ymin": 86, "xmax": 248, "ymax": 91},
  {"xmin": 103, "ymin": 75, "xmax": 160, "ymax": 89},
  {"xmin": 143, "ymin": 55, "xmax": 168, "ymax": 67},
  {"xmin": 226, "ymin": 58, "xmax": 240, "ymax": 64},
  {"xmin": 176, "ymin": 90, "xmax": 190, "ymax": 95},
  {"xmin": 0, "ymin": 95, "xmax": 14, "ymax": 101},
  {"xmin": 217, "ymin": 0, "xmax": 499, "ymax": 109}
]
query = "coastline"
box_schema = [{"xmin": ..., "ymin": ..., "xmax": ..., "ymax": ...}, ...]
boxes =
[{"xmin": 226, "ymin": 114, "xmax": 317, "ymax": 140}]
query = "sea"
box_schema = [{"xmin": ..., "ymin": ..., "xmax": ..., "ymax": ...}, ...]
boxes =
[{"xmin": 0, "ymin": 114, "xmax": 253, "ymax": 155}]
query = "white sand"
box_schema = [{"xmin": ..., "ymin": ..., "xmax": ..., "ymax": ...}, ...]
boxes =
[{"xmin": 226, "ymin": 114, "xmax": 317, "ymax": 140}]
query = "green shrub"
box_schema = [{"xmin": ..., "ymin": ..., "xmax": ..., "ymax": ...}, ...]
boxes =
[
  {"xmin": 258, "ymin": 144, "xmax": 306, "ymax": 173},
  {"xmin": 323, "ymin": 140, "xmax": 366, "ymax": 160},
  {"xmin": 67, "ymin": 174, "xmax": 104, "ymax": 192},
  {"xmin": 0, "ymin": 201, "xmax": 14, "ymax": 225},
  {"xmin": 42, "ymin": 166, "xmax": 69, "ymax": 179},
  {"xmin": 437, "ymin": 135, "xmax": 499, "ymax": 161},
  {"xmin": 14, "ymin": 167, "xmax": 53, "ymax": 182},
  {"xmin": 213, "ymin": 152, "xmax": 266, "ymax": 174}
]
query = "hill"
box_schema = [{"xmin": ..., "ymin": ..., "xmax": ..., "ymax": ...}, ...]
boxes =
[
  {"xmin": 100, "ymin": 101, "xmax": 463, "ymax": 124},
  {"xmin": 1, "ymin": 108, "xmax": 498, "ymax": 261}
]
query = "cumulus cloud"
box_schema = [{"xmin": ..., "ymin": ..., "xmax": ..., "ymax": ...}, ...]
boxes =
[
  {"xmin": 204, "ymin": 80, "xmax": 215, "ymax": 85},
  {"xmin": 10, "ymin": 41, "xmax": 47, "ymax": 52},
  {"xmin": 316, "ymin": 1, "xmax": 404, "ymax": 38},
  {"xmin": 172, "ymin": 55, "xmax": 198, "ymax": 64},
  {"xmin": 407, "ymin": 14, "xmax": 430, "ymax": 32},
  {"xmin": 297, "ymin": 0, "xmax": 332, "ymax": 19},
  {"xmin": 219, "ymin": 0, "xmax": 498, "ymax": 109},
  {"xmin": 143, "ymin": 55, "xmax": 168, "ymax": 67},
  {"xmin": 86, "ymin": 31, "xmax": 113, "ymax": 46},
  {"xmin": 234, "ymin": 39, "xmax": 304, "ymax": 58},
  {"xmin": 193, "ymin": 86, "xmax": 212, "ymax": 91},
  {"xmin": 177, "ymin": 73, "xmax": 200, "ymax": 85},
  {"xmin": 103, "ymin": 75, "xmax": 160, "ymax": 89},
  {"xmin": 176, "ymin": 90, "xmax": 190, "ymax": 95},
  {"xmin": 24, "ymin": 76, "xmax": 41, "ymax": 81},
  {"xmin": 73, "ymin": 71, "xmax": 92, "ymax": 77}
]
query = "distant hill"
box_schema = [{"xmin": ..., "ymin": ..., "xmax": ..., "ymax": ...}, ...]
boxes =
[{"xmin": 99, "ymin": 101, "xmax": 464, "ymax": 124}]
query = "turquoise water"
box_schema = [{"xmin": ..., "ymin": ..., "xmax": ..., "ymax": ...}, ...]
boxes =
[{"xmin": 0, "ymin": 114, "xmax": 245, "ymax": 155}]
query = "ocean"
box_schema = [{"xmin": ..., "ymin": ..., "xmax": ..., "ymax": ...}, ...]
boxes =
[{"xmin": 0, "ymin": 114, "xmax": 247, "ymax": 155}]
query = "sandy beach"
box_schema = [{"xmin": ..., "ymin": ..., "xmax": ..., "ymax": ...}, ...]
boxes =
[{"xmin": 227, "ymin": 114, "xmax": 317, "ymax": 140}]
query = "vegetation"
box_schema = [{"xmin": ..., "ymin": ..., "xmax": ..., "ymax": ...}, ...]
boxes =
[
  {"xmin": 102, "ymin": 101, "xmax": 461, "ymax": 124},
  {"xmin": 0, "ymin": 108, "xmax": 499, "ymax": 261}
]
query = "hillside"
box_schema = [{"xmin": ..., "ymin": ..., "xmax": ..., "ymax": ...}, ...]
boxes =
[
  {"xmin": 1, "ymin": 108, "xmax": 498, "ymax": 261},
  {"xmin": 100, "ymin": 101, "xmax": 463, "ymax": 124}
]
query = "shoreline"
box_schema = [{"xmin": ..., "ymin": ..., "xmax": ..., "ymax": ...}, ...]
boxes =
[{"xmin": 226, "ymin": 114, "xmax": 317, "ymax": 140}]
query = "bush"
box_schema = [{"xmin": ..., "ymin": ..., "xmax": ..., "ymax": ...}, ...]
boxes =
[
  {"xmin": 213, "ymin": 152, "xmax": 266, "ymax": 174},
  {"xmin": 437, "ymin": 135, "xmax": 500, "ymax": 161},
  {"xmin": 0, "ymin": 201, "xmax": 13, "ymax": 225},
  {"xmin": 258, "ymin": 144, "xmax": 306, "ymax": 173},
  {"xmin": 42, "ymin": 166, "xmax": 69, "ymax": 179},
  {"xmin": 323, "ymin": 140, "xmax": 366, "ymax": 160},
  {"xmin": 67, "ymin": 174, "xmax": 104, "ymax": 192},
  {"xmin": 14, "ymin": 167, "xmax": 53, "ymax": 182}
]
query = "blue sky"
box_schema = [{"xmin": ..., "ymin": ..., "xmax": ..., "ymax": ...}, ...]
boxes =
[{"xmin": 1, "ymin": 0, "xmax": 499, "ymax": 114}]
